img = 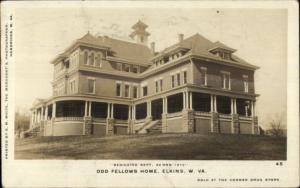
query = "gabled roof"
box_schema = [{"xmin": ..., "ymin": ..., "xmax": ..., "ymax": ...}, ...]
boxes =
[
  {"xmin": 99, "ymin": 36, "xmax": 152, "ymax": 64},
  {"xmin": 209, "ymin": 41, "xmax": 236, "ymax": 52},
  {"xmin": 51, "ymin": 32, "xmax": 153, "ymax": 65},
  {"xmin": 153, "ymin": 33, "xmax": 258, "ymax": 70}
]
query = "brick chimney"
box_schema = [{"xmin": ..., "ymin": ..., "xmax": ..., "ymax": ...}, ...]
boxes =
[{"xmin": 178, "ymin": 33, "xmax": 184, "ymax": 43}]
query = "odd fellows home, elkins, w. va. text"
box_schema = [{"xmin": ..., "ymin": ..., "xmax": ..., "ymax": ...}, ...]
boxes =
[{"xmin": 28, "ymin": 20, "xmax": 260, "ymax": 137}]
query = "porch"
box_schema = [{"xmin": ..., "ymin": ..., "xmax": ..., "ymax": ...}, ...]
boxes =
[{"xmin": 29, "ymin": 90, "xmax": 258, "ymax": 136}]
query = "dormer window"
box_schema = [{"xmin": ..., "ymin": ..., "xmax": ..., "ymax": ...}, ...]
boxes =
[
  {"xmin": 209, "ymin": 41, "xmax": 236, "ymax": 61},
  {"xmin": 116, "ymin": 63, "xmax": 122, "ymax": 71},
  {"xmin": 124, "ymin": 64, "xmax": 130, "ymax": 72},
  {"xmin": 132, "ymin": 65, "xmax": 139, "ymax": 73}
]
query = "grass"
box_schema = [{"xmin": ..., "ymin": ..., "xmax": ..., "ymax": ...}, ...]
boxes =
[{"xmin": 15, "ymin": 133, "xmax": 286, "ymax": 160}]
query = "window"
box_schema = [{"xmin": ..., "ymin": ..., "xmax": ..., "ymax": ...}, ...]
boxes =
[
  {"xmin": 116, "ymin": 83, "xmax": 121, "ymax": 97},
  {"xmin": 133, "ymin": 86, "xmax": 138, "ymax": 98},
  {"xmin": 95, "ymin": 53, "xmax": 102, "ymax": 67},
  {"xmin": 224, "ymin": 53, "xmax": 230, "ymax": 60},
  {"xmin": 87, "ymin": 78, "xmax": 95, "ymax": 94},
  {"xmin": 243, "ymin": 75, "xmax": 249, "ymax": 93},
  {"xmin": 124, "ymin": 64, "xmax": 130, "ymax": 72},
  {"xmin": 171, "ymin": 75, "xmax": 175, "ymax": 88},
  {"xmin": 200, "ymin": 67, "xmax": 207, "ymax": 86},
  {"xmin": 125, "ymin": 84, "xmax": 130, "ymax": 98},
  {"xmin": 177, "ymin": 73, "xmax": 181, "ymax": 86},
  {"xmin": 132, "ymin": 66, "xmax": 139, "ymax": 73},
  {"xmin": 84, "ymin": 51, "xmax": 88, "ymax": 65},
  {"xmin": 155, "ymin": 81, "xmax": 159, "ymax": 93},
  {"xmin": 69, "ymin": 80, "xmax": 76, "ymax": 94},
  {"xmin": 89, "ymin": 53, "xmax": 94, "ymax": 66},
  {"xmin": 160, "ymin": 79, "xmax": 163, "ymax": 91},
  {"xmin": 142, "ymin": 86, "xmax": 148, "ymax": 96},
  {"xmin": 221, "ymin": 72, "xmax": 230, "ymax": 90},
  {"xmin": 116, "ymin": 63, "xmax": 122, "ymax": 71},
  {"xmin": 183, "ymin": 71, "xmax": 187, "ymax": 84},
  {"xmin": 65, "ymin": 60, "xmax": 69, "ymax": 69}
]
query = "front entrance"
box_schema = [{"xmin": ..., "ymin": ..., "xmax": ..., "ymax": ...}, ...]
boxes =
[{"xmin": 151, "ymin": 99, "xmax": 163, "ymax": 120}]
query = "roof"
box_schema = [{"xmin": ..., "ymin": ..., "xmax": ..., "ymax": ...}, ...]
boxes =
[
  {"xmin": 131, "ymin": 20, "xmax": 148, "ymax": 29},
  {"xmin": 209, "ymin": 41, "xmax": 236, "ymax": 52},
  {"xmin": 153, "ymin": 33, "xmax": 258, "ymax": 70},
  {"xmin": 98, "ymin": 36, "xmax": 152, "ymax": 64},
  {"xmin": 52, "ymin": 32, "xmax": 153, "ymax": 65}
]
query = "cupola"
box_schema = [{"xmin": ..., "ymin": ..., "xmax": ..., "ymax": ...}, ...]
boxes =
[{"xmin": 129, "ymin": 20, "xmax": 150, "ymax": 46}]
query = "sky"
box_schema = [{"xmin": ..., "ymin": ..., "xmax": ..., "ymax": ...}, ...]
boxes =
[{"xmin": 14, "ymin": 7, "xmax": 287, "ymax": 129}]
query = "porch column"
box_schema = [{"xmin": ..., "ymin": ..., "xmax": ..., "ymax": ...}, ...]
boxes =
[
  {"xmin": 189, "ymin": 92, "xmax": 193, "ymax": 110},
  {"xmin": 210, "ymin": 95, "xmax": 214, "ymax": 112},
  {"xmin": 214, "ymin": 95, "xmax": 217, "ymax": 113},
  {"xmin": 251, "ymin": 100, "xmax": 255, "ymax": 134},
  {"xmin": 84, "ymin": 101, "xmax": 88, "ymax": 117},
  {"xmin": 36, "ymin": 110, "xmax": 39, "ymax": 123},
  {"xmin": 163, "ymin": 97, "xmax": 168, "ymax": 114},
  {"xmin": 128, "ymin": 105, "xmax": 131, "ymax": 120},
  {"xmin": 251, "ymin": 100, "xmax": 255, "ymax": 117},
  {"xmin": 107, "ymin": 103, "xmax": 111, "ymax": 119},
  {"xmin": 52, "ymin": 102, "xmax": 56, "ymax": 119},
  {"xmin": 147, "ymin": 101, "xmax": 151, "ymax": 118},
  {"xmin": 41, "ymin": 107, "xmax": 44, "ymax": 121},
  {"xmin": 132, "ymin": 105, "xmax": 136, "ymax": 120},
  {"xmin": 183, "ymin": 92, "xmax": 186, "ymax": 109},
  {"xmin": 88, "ymin": 101, "xmax": 92, "ymax": 117},
  {"xmin": 45, "ymin": 106, "xmax": 48, "ymax": 120},
  {"xmin": 111, "ymin": 104, "xmax": 114, "ymax": 119},
  {"xmin": 234, "ymin": 99, "xmax": 237, "ymax": 114},
  {"xmin": 231, "ymin": 98, "xmax": 234, "ymax": 115},
  {"xmin": 186, "ymin": 91, "xmax": 189, "ymax": 109},
  {"xmin": 166, "ymin": 97, "xmax": 168, "ymax": 113}
]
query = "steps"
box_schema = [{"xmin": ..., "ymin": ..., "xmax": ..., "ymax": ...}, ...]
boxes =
[
  {"xmin": 146, "ymin": 120, "xmax": 162, "ymax": 134},
  {"xmin": 23, "ymin": 126, "xmax": 41, "ymax": 137}
]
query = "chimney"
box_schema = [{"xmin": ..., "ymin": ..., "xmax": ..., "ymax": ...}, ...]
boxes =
[
  {"xmin": 178, "ymin": 33, "xmax": 184, "ymax": 43},
  {"xmin": 150, "ymin": 42, "xmax": 155, "ymax": 54}
]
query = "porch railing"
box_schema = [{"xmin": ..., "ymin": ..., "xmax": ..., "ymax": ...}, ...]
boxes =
[
  {"xmin": 92, "ymin": 118, "xmax": 107, "ymax": 123},
  {"xmin": 218, "ymin": 113, "xmax": 232, "ymax": 119},
  {"xmin": 115, "ymin": 119, "xmax": 129, "ymax": 125},
  {"xmin": 194, "ymin": 111, "xmax": 212, "ymax": 117},
  {"xmin": 167, "ymin": 111, "xmax": 183, "ymax": 118},
  {"xmin": 55, "ymin": 117, "xmax": 84, "ymax": 122},
  {"xmin": 134, "ymin": 118, "xmax": 147, "ymax": 124},
  {"xmin": 239, "ymin": 116, "xmax": 253, "ymax": 121}
]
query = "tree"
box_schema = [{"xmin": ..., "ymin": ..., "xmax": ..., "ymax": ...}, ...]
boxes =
[
  {"xmin": 268, "ymin": 114, "xmax": 285, "ymax": 137},
  {"xmin": 15, "ymin": 111, "xmax": 30, "ymax": 135}
]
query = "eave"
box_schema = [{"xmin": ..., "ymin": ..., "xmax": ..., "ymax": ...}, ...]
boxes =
[{"xmin": 190, "ymin": 54, "xmax": 259, "ymax": 71}]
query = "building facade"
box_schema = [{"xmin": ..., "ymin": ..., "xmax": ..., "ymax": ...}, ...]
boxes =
[{"xmin": 29, "ymin": 21, "xmax": 260, "ymax": 137}]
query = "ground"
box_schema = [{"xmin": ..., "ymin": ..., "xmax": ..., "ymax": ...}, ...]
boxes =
[{"xmin": 15, "ymin": 133, "xmax": 286, "ymax": 160}]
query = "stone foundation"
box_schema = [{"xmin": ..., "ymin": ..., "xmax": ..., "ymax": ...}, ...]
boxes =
[
  {"xmin": 106, "ymin": 118, "xmax": 114, "ymax": 136},
  {"xmin": 84, "ymin": 117, "xmax": 92, "ymax": 135},
  {"xmin": 232, "ymin": 114, "xmax": 240, "ymax": 134},
  {"xmin": 211, "ymin": 112, "xmax": 219, "ymax": 133},
  {"xmin": 161, "ymin": 113, "xmax": 168, "ymax": 133},
  {"xmin": 253, "ymin": 116, "xmax": 259, "ymax": 135}
]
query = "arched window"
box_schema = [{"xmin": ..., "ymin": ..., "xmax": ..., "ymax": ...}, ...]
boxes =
[
  {"xmin": 89, "ymin": 53, "xmax": 94, "ymax": 66},
  {"xmin": 83, "ymin": 51, "xmax": 88, "ymax": 65},
  {"xmin": 96, "ymin": 53, "xmax": 102, "ymax": 67}
]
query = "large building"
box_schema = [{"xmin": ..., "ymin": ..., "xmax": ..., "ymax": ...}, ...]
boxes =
[{"xmin": 29, "ymin": 20, "xmax": 259, "ymax": 137}]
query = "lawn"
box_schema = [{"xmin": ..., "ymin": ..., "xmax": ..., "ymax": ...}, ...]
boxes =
[{"xmin": 15, "ymin": 133, "xmax": 286, "ymax": 160}]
